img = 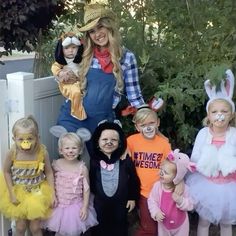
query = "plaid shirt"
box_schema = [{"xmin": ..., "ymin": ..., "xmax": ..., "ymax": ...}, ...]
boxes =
[{"xmin": 90, "ymin": 49, "xmax": 145, "ymax": 108}]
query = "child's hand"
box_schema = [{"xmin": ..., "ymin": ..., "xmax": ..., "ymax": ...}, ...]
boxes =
[
  {"xmin": 58, "ymin": 70, "xmax": 69, "ymax": 82},
  {"xmin": 10, "ymin": 193, "xmax": 19, "ymax": 205},
  {"xmin": 80, "ymin": 206, "xmax": 88, "ymax": 221},
  {"xmin": 66, "ymin": 70, "xmax": 78, "ymax": 82},
  {"xmin": 126, "ymin": 200, "xmax": 135, "ymax": 212},
  {"xmin": 153, "ymin": 210, "xmax": 165, "ymax": 222},
  {"xmin": 58, "ymin": 70, "xmax": 76, "ymax": 83},
  {"xmin": 172, "ymin": 192, "xmax": 183, "ymax": 205},
  {"xmin": 174, "ymin": 180, "xmax": 185, "ymax": 195}
]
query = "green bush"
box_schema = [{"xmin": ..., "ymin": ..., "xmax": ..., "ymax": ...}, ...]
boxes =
[
  {"xmin": 3, "ymin": 0, "xmax": 235, "ymax": 152},
  {"xmin": 112, "ymin": 0, "xmax": 236, "ymax": 151}
]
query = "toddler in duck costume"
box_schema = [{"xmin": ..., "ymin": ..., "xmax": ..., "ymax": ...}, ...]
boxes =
[
  {"xmin": 52, "ymin": 32, "xmax": 86, "ymax": 120},
  {"xmin": 0, "ymin": 115, "xmax": 54, "ymax": 235}
]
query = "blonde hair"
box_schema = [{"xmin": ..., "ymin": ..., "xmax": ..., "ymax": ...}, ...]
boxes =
[
  {"xmin": 58, "ymin": 133, "xmax": 84, "ymax": 158},
  {"xmin": 132, "ymin": 108, "xmax": 158, "ymax": 124},
  {"xmin": 12, "ymin": 115, "xmax": 39, "ymax": 137},
  {"xmin": 11, "ymin": 115, "xmax": 40, "ymax": 152},
  {"xmin": 161, "ymin": 159, "xmax": 177, "ymax": 175},
  {"xmin": 203, "ymin": 98, "xmax": 236, "ymax": 127},
  {"xmin": 160, "ymin": 159, "xmax": 177, "ymax": 190},
  {"xmin": 79, "ymin": 17, "xmax": 124, "ymax": 96}
]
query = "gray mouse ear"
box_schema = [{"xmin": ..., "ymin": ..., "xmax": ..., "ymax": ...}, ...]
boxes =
[
  {"xmin": 50, "ymin": 125, "xmax": 68, "ymax": 138},
  {"xmin": 76, "ymin": 128, "xmax": 91, "ymax": 142}
]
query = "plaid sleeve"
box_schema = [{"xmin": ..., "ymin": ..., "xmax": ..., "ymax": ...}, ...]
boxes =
[{"xmin": 121, "ymin": 50, "xmax": 145, "ymax": 108}]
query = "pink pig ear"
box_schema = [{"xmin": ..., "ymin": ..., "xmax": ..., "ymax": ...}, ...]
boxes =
[
  {"xmin": 188, "ymin": 163, "xmax": 196, "ymax": 173},
  {"xmin": 167, "ymin": 152, "xmax": 174, "ymax": 161}
]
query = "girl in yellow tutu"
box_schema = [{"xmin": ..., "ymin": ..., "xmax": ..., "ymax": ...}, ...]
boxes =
[{"xmin": 0, "ymin": 115, "xmax": 55, "ymax": 236}]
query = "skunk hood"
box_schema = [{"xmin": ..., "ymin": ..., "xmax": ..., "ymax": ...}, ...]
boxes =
[{"xmin": 92, "ymin": 122, "xmax": 127, "ymax": 164}]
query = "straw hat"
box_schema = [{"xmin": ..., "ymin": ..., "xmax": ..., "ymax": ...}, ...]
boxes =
[{"xmin": 78, "ymin": 3, "xmax": 116, "ymax": 32}]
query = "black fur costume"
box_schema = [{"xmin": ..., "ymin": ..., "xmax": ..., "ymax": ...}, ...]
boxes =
[{"xmin": 90, "ymin": 121, "xmax": 140, "ymax": 236}]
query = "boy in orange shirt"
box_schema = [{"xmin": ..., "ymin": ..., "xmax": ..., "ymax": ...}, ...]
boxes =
[{"xmin": 127, "ymin": 107, "xmax": 171, "ymax": 236}]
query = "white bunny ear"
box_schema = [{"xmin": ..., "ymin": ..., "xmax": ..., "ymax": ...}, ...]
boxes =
[
  {"xmin": 76, "ymin": 128, "xmax": 91, "ymax": 142},
  {"xmin": 50, "ymin": 125, "xmax": 68, "ymax": 138},
  {"xmin": 204, "ymin": 79, "xmax": 217, "ymax": 99},
  {"xmin": 225, "ymin": 69, "xmax": 235, "ymax": 99}
]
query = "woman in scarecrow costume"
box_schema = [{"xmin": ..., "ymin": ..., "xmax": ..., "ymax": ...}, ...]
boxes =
[{"xmin": 56, "ymin": 3, "xmax": 145, "ymax": 138}]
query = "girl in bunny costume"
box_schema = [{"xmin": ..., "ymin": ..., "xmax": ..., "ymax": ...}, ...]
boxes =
[
  {"xmin": 186, "ymin": 69, "xmax": 236, "ymax": 236},
  {"xmin": 42, "ymin": 126, "xmax": 98, "ymax": 236},
  {"xmin": 148, "ymin": 149, "xmax": 195, "ymax": 236}
]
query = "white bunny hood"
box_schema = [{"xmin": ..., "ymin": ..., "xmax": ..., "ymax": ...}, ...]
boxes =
[{"xmin": 205, "ymin": 69, "xmax": 235, "ymax": 112}]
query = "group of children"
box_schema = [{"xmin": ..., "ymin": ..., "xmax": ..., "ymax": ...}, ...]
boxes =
[
  {"xmin": 0, "ymin": 67, "xmax": 236, "ymax": 236},
  {"xmin": 0, "ymin": 28, "xmax": 236, "ymax": 236}
]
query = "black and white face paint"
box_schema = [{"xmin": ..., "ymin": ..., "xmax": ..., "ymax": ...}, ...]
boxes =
[
  {"xmin": 214, "ymin": 113, "xmax": 225, "ymax": 122},
  {"xmin": 141, "ymin": 125, "xmax": 157, "ymax": 139}
]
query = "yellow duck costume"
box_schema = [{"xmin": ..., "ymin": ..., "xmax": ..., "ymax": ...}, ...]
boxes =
[
  {"xmin": 0, "ymin": 144, "xmax": 53, "ymax": 220},
  {"xmin": 51, "ymin": 32, "xmax": 87, "ymax": 120}
]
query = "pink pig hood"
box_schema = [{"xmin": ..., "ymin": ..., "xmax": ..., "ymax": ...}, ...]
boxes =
[{"xmin": 167, "ymin": 149, "xmax": 196, "ymax": 185}]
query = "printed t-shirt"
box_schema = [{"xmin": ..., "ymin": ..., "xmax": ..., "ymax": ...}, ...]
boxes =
[{"xmin": 127, "ymin": 133, "xmax": 171, "ymax": 198}]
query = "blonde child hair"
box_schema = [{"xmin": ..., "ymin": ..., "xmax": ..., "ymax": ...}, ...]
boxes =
[
  {"xmin": 132, "ymin": 108, "xmax": 158, "ymax": 124},
  {"xmin": 58, "ymin": 132, "xmax": 84, "ymax": 157},
  {"xmin": 79, "ymin": 17, "xmax": 124, "ymax": 96},
  {"xmin": 12, "ymin": 115, "xmax": 39, "ymax": 136},
  {"xmin": 202, "ymin": 98, "xmax": 236, "ymax": 127}
]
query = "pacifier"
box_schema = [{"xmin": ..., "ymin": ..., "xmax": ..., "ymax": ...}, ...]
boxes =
[{"xmin": 215, "ymin": 113, "xmax": 225, "ymax": 122}]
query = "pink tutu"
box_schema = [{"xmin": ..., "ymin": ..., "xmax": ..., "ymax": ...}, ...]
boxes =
[
  {"xmin": 42, "ymin": 201, "xmax": 98, "ymax": 236},
  {"xmin": 186, "ymin": 172, "xmax": 236, "ymax": 224}
]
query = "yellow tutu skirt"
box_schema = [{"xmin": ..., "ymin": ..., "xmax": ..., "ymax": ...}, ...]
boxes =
[{"xmin": 0, "ymin": 173, "xmax": 53, "ymax": 220}]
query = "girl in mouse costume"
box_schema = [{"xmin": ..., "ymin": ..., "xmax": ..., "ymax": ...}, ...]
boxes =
[
  {"xmin": 89, "ymin": 120, "xmax": 140, "ymax": 236},
  {"xmin": 148, "ymin": 149, "xmax": 195, "ymax": 236},
  {"xmin": 42, "ymin": 126, "xmax": 98, "ymax": 236},
  {"xmin": 52, "ymin": 32, "xmax": 86, "ymax": 120},
  {"xmin": 186, "ymin": 69, "xmax": 236, "ymax": 236},
  {"xmin": 56, "ymin": 3, "xmax": 146, "ymax": 136}
]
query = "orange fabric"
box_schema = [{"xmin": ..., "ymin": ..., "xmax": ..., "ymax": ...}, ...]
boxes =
[
  {"xmin": 51, "ymin": 62, "xmax": 64, "ymax": 76},
  {"xmin": 59, "ymin": 81, "xmax": 86, "ymax": 120},
  {"xmin": 127, "ymin": 133, "xmax": 171, "ymax": 198}
]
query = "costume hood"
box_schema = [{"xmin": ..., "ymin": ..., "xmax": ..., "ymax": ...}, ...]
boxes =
[
  {"xmin": 92, "ymin": 121, "xmax": 127, "ymax": 164},
  {"xmin": 167, "ymin": 149, "xmax": 196, "ymax": 185},
  {"xmin": 55, "ymin": 32, "xmax": 84, "ymax": 65}
]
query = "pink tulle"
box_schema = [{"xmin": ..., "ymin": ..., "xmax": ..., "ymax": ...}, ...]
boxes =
[
  {"xmin": 186, "ymin": 172, "xmax": 236, "ymax": 224},
  {"xmin": 42, "ymin": 201, "xmax": 98, "ymax": 236}
]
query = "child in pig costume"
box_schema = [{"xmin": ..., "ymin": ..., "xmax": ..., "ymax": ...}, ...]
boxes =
[{"xmin": 148, "ymin": 149, "xmax": 195, "ymax": 236}]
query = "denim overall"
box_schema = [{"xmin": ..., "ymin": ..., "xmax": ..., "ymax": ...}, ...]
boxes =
[{"xmin": 57, "ymin": 68, "xmax": 116, "ymax": 134}]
